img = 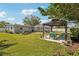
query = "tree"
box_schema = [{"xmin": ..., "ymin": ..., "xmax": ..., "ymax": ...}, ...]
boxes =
[
  {"xmin": 23, "ymin": 15, "xmax": 41, "ymax": 26},
  {"xmin": 0, "ymin": 21, "xmax": 9, "ymax": 28},
  {"xmin": 38, "ymin": 3, "xmax": 79, "ymax": 21}
]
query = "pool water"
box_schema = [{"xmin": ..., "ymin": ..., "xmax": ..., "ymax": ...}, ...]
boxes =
[
  {"xmin": 57, "ymin": 33, "xmax": 65, "ymax": 40},
  {"xmin": 49, "ymin": 32, "xmax": 65, "ymax": 40}
]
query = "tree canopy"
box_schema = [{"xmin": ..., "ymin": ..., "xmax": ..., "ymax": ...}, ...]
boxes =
[
  {"xmin": 0, "ymin": 21, "xmax": 9, "ymax": 28},
  {"xmin": 23, "ymin": 15, "xmax": 41, "ymax": 26},
  {"xmin": 38, "ymin": 3, "xmax": 79, "ymax": 21}
]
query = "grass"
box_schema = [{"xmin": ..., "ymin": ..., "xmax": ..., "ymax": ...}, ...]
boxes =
[{"xmin": 0, "ymin": 32, "xmax": 68, "ymax": 56}]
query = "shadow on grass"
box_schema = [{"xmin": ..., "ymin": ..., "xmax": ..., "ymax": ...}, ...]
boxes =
[
  {"xmin": 0, "ymin": 51, "xmax": 10, "ymax": 56},
  {"xmin": 0, "ymin": 40, "xmax": 17, "ymax": 56}
]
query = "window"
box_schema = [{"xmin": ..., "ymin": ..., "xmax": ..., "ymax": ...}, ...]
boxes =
[
  {"xmin": 11, "ymin": 27, "xmax": 13, "ymax": 29},
  {"xmin": 20, "ymin": 27, "xmax": 23, "ymax": 30}
]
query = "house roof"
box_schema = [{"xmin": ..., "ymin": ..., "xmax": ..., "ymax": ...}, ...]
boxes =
[
  {"xmin": 34, "ymin": 24, "xmax": 43, "ymax": 27},
  {"xmin": 14, "ymin": 24, "xmax": 32, "ymax": 27},
  {"xmin": 5, "ymin": 24, "xmax": 13, "ymax": 26},
  {"xmin": 5, "ymin": 24, "xmax": 32, "ymax": 27}
]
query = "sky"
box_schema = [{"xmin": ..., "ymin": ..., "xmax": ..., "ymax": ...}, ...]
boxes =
[{"xmin": 0, "ymin": 3, "xmax": 49, "ymax": 24}]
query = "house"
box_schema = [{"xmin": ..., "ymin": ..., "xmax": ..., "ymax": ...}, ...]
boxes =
[
  {"xmin": 5, "ymin": 24, "xmax": 15, "ymax": 33},
  {"xmin": 34, "ymin": 24, "xmax": 51, "ymax": 32},
  {"xmin": 0, "ymin": 25, "xmax": 6, "ymax": 32},
  {"xmin": 4, "ymin": 21, "xmax": 75, "ymax": 34},
  {"xmin": 5, "ymin": 24, "xmax": 33, "ymax": 33},
  {"xmin": 0, "ymin": 28, "xmax": 5, "ymax": 32},
  {"xmin": 34, "ymin": 24, "xmax": 70, "ymax": 32},
  {"xmin": 5, "ymin": 24, "xmax": 51, "ymax": 33}
]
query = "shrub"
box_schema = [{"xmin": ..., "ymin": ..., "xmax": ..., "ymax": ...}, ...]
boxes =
[
  {"xmin": 22, "ymin": 31, "xmax": 32, "ymax": 34},
  {"xmin": 5, "ymin": 30, "xmax": 13, "ymax": 34},
  {"xmin": 70, "ymin": 28, "xmax": 79, "ymax": 42},
  {"xmin": 70, "ymin": 28, "xmax": 79, "ymax": 37}
]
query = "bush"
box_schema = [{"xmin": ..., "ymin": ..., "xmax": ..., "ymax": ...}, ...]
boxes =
[
  {"xmin": 22, "ymin": 31, "xmax": 32, "ymax": 34},
  {"xmin": 5, "ymin": 30, "xmax": 13, "ymax": 34},
  {"xmin": 70, "ymin": 28, "xmax": 79, "ymax": 42},
  {"xmin": 70, "ymin": 28, "xmax": 79, "ymax": 37}
]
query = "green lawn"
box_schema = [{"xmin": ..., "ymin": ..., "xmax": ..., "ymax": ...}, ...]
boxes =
[{"xmin": 0, "ymin": 32, "xmax": 68, "ymax": 56}]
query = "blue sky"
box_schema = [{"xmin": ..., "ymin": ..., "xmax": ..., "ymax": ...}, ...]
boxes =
[{"xmin": 0, "ymin": 3, "xmax": 49, "ymax": 24}]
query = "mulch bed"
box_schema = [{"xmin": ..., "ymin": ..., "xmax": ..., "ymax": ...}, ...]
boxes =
[{"xmin": 67, "ymin": 43, "xmax": 79, "ymax": 55}]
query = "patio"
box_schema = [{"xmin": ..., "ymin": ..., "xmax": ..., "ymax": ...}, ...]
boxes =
[{"xmin": 42, "ymin": 19, "xmax": 68, "ymax": 43}]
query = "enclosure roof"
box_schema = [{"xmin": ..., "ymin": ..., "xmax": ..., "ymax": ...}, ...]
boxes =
[{"xmin": 43, "ymin": 19, "xmax": 67, "ymax": 26}]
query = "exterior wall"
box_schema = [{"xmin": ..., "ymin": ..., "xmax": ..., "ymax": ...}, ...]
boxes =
[
  {"xmin": 34, "ymin": 26, "xmax": 43, "ymax": 32},
  {"xmin": 34, "ymin": 25, "xmax": 51, "ymax": 32},
  {"xmin": 5, "ymin": 25, "xmax": 15, "ymax": 33},
  {"xmin": 52, "ymin": 28, "xmax": 70, "ymax": 33},
  {"xmin": 5, "ymin": 24, "xmax": 33, "ymax": 33},
  {"xmin": 44, "ymin": 26, "xmax": 51, "ymax": 32},
  {"xmin": 0, "ymin": 28, "xmax": 5, "ymax": 32},
  {"xmin": 4, "ymin": 24, "xmax": 70, "ymax": 33},
  {"xmin": 14, "ymin": 26, "xmax": 33, "ymax": 33},
  {"xmin": 34, "ymin": 24, "xmax": 70, "ymax": 33}
]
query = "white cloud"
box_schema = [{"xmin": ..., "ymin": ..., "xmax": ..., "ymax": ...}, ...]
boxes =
[
  {"xmin": 0, "ymin": 11, "xmax": 6, "ymax": 17},
  {"xmin": 21, "ymin": 9, "xmax": 38, "ymax": 16},
  {"xmin": 16, "ymin": 22, "xmax": 23, "ymax": 25},
  {"xmin": 40, "ymin": 19, "xmax": 49, "ymax": 24},
  {"xmin": 5, "ymin": 17, "xmax": 16, "ymax": 24},
  {"xmin": 7, "ymin": 18, "xmax": 15, "ymax": 21},
  {"xmin": 6, "ymin": 18, "xmax": 23, "ymax": 25}
]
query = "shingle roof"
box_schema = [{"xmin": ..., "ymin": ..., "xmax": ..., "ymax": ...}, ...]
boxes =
[{"xmin": 14, "ymin": 24, "xmax": 32, "ymax": 27}]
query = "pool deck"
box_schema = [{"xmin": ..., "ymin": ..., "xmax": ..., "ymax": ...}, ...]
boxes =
[
  {"xmin": 43, "ymin": 38, "xmax": 65, "ymax": 43},
  {"xmin": 41, "ymin": 34, "xmax": 66, "ymax": 44}
]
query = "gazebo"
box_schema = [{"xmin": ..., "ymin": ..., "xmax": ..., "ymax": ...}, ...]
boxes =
[{"xmin": 42, "ymin": 19, "xmax": 68, "ymax": 41}]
